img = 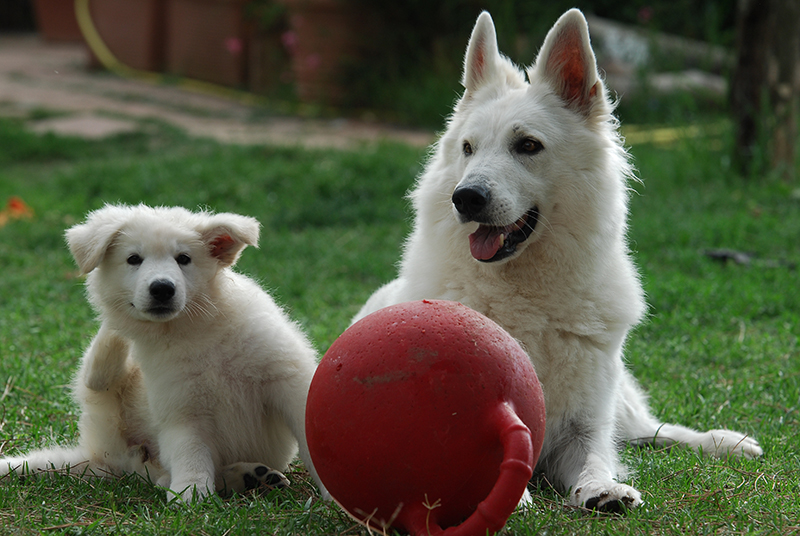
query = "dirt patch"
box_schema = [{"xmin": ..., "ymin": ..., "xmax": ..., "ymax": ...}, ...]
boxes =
[{"xmin": 0, "ymin": 35, "xmax": 434, "ymax": 148}]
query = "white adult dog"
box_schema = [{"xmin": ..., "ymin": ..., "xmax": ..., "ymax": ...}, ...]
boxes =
[
  {"xmin": 1, "ymin": 204, "xmax": 326, "ymax": 503},
  {"xmin": 354, "ymin": 9, "xmax": 762, "ymax": 511}
]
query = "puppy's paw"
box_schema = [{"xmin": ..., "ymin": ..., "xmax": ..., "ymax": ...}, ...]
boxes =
[
  {"xmin": 217, "ymin": 463, "xmax": 289, "ymax": 496},
  {"xmin": 83, "ymin": 330, "xmax": 130, "ymax": 392},
  {"xmin": 572, "ymin": 481, "xmax": 641, "ymax": 513}
]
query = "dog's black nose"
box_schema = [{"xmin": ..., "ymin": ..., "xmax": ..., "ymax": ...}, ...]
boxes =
[
  {"xmin": 452, "ymin": 185, "xmax": 490, "ymax": 219},
  {"xmin": 149, "ymin": 280, "xmax": 176, "ymax": 303}
]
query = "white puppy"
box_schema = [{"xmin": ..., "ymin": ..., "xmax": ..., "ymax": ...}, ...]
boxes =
[
  {"xmin": 1, "ymin": 204, "xmax": 326, "ymax": 503},
  {"xmin": 354, "ymin": 10, "xmax": 762, "ymax": 511}
]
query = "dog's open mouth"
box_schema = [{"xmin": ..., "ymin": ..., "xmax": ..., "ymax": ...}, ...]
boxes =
[{"xmin": 469, "ymin": 208, "xmax": 539, "ymax": 262}]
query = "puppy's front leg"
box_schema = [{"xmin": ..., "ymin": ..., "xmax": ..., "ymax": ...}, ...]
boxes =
[
  {"xmin": 159, "ymin": 426, "xmax": 216, "ymax": 503},
  {"xmin": 79, "ymin": 325, "xmax": 130, "ymax": 392}
]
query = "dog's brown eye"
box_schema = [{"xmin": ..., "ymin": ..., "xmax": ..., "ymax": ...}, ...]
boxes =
[
  {"xmin": 463, "ymin": 141, "xmax": 473, "ymax": 156},
  {"xmin": 176, "ymin": 254, "xmax": 191, "ymax": 266},
  {"xmin": 516, "ymin": 138, "xmax": 543, "ymax": 155},
  {"xmin": 127, "ymin": 254, "xmax": 143, "ymax": 266}
]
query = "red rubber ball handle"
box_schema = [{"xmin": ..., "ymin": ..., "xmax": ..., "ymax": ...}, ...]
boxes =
[{"xmin": 404, "ymin": 402, "xmax": 534, "ymax": 536}]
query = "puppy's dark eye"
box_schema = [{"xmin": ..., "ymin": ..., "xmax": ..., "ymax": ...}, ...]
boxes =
[
  {"xmin": 127, "ymin": 254, "xmax": 143, "ymax": 266},
  {"xmin": 516, "ymin": 138, "xmax": 544, "ymax": 155},
  {"xmin": 176, "ymin": 254, "xmax": 192, "ymax": 266},
  {"xmin": 463, "ymin": 141, "xmax": 473, "ymax": 156}
]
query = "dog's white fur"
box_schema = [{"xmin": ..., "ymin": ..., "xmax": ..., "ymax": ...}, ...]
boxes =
[
  {"xmin": 0, "ymin": 204, "xmax": 326, "ymax": 503},
  {"xmin": 354, "ymin": 10, "xmax": 762, "ymax": 510}
]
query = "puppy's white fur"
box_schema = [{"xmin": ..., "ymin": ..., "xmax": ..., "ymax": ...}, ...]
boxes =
[
  {"xmin": 1, "ymin": 204, "xmax": 327, "ymax": 503},
  {"xmin": 355, "ymin": 10, "xmax": 761, "ymax": 511}
]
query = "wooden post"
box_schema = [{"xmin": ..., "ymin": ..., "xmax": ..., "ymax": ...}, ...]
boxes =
[{"xmin": 731, "ymin": 0, "xmax": 799, "ymax": 181}]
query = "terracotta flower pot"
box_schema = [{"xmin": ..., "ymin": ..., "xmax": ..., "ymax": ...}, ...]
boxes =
[
  {"xmin": 165, "ymin": 0, "xmax": 250, "ymax": 87},
  {"xmin": 86, "ymin": 0, "xmax": 166, "ymax": 72},
  {"xmin": 32, "ymin": 0, "xmax": 83, "ymax": 42},
  {"xmin": 277, "ymin": 0, "xmax": 373, "ymax": 105}
]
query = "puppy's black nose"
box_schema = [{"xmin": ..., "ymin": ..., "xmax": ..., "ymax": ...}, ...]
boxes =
[
  {"xmin": 149, "ymin": 280, "xmax": 176, "ymax": 303},
  {"xmin": 452, "ymin": 185, "xmax": 490, "ymax": 219}
]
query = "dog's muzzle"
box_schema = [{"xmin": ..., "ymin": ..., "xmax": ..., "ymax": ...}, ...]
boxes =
[
  {"xmin": 452, "ymin": 186, "xmax": 538, "ymax": 263},
  {"xmin": 146, "ymin": 279, "xmax": 177, "ymax": 316}
]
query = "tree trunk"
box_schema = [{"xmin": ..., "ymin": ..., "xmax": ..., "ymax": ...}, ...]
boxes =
[
  {"xmin": 731, "ymin": 0, "xmax": 799, "ymax": 181},
  {"xmin": 769, "ymin": 0, "xmax": 800, "ymax": 180}
]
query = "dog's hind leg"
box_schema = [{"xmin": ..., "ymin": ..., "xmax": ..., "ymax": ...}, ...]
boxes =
[{"xmin": 615, "ymin": 369, "xmax": 762, "ymax": 458}]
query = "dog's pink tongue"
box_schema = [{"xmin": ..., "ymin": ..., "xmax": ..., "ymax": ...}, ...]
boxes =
[{"xmin": 469, "ymin": 226, "xmax": 503, "ymax": 260}]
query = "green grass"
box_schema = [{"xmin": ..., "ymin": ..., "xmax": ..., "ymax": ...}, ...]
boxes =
[{"xmin": 0, "ymin": 113, "xmax": 798, "ymax": 535}]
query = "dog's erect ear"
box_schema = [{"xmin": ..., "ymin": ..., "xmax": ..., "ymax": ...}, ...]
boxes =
[
  {"xmin": 462, "ymin": 11, "xmax": 503, "ymax": 94},
  {"xmin": 66, "ymin": 205, "xmax": 130, "ymax": 274},
  {"xmin": 530, "ymin": 9, "xmax": 601, "ymax": 115},
  {"xmin": 196, "ymin": 213, "xmax": 260, "ymax": 268}
]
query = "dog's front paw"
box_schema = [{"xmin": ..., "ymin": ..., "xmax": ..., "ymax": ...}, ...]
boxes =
[
  {"xmin": 217, "ymin": 463, "xmax": 289, "ymax": 496},
  {"xmin": 572, "ymin": 481, "xmax": 641, "ymax": 513}
]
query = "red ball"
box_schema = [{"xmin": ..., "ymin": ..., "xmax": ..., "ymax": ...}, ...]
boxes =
[{"xmin": 307, "ymin": 300, "xmax": 545, "ymax": 535}]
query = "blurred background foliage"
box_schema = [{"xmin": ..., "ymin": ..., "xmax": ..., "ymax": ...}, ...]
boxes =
[{"xmin": 341, "ymin": 0, "xmax": 736, "ymax": 126}]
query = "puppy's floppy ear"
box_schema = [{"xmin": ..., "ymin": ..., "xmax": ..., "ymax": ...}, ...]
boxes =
[
  {"xmin": 196, "ymin": 213, "xmax": 260, "ymax": 268},
  {"xmin": 462, "ymin": 11, "xmax": 503, "ymax": 95},
  {"xmin": 65, "ymin": 204, "xmax": 131, "ymax": 274},
  {"xmin": 530, "ymin": 8, "xmax": 601, "ymax": 115}
]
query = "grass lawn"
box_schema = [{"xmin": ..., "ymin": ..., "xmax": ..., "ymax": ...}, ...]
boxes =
[{"xmin": 0, "ymin": 111, "xmax": 798, "ymax": 535}]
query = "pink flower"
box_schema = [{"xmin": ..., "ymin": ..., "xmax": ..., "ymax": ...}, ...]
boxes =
[
  {"xmin": 305, "ymin": 53, "xmax": 321, "ymax": 71},
  {"xmin": 225, "ymin": 37, "xmax": 243, "ymax": 55},
  {"xmin": 281, "ymin": 31, "xmax": 298, "ymax": 55}
]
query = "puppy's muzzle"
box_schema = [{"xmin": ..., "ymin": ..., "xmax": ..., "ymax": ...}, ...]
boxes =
[
  {"xmin": 149, "ymin": 280, "xmax": 176, "ymax": 303},
  {"xmin": 145, "ymin": 280, "xmax": 179, "ymax": 318}
]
